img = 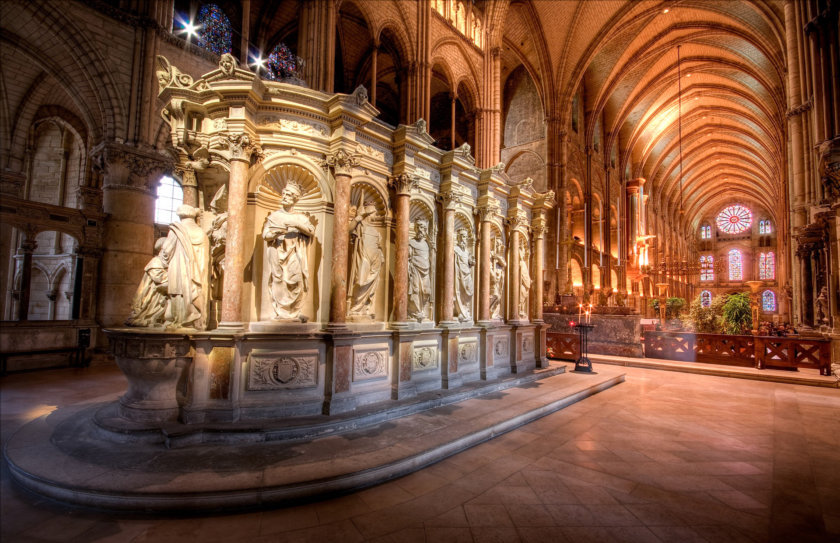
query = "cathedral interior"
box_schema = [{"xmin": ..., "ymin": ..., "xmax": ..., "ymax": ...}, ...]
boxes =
[{"xmin": 0, "ymin": 0, "xmax": 838, "ymax": 541}]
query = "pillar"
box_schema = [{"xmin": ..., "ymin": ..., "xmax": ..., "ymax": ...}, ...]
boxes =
[
  {"xmin": 450, "ymin": 93, "xmax": 457, "ymax": 150},
  {"xmin": 389, "ymin": 174, "xmax": 415, "ymax": 325},
  {"xmin": 477, "ymin": 205, "xmax": 495, "ymax": 323},
  {"xmin": 508, "ymin": 220, "xmax": 523, "ymax": 322},
  {"xmin": 14, "ymin": 235, "xmax": 36, "ymax": 321},
  {"xmin": 438, "ymin": 191, "xmax": 457, "ymax": 325},
  {"xmin": 370, "ymin": 45, "xmax": 378, "ymax": 107},
  {"xmin": 177, "ymin": 165, "xmax": 199, "ymax": 208},
  {"xmin": 96, "ymin": 143, "xmax": 170, "ymax": 330},
  {"xmin": 322, "ymin": 149, "xmax": 358, "ymax": 327},
  {"xmin": 219, "ymin": 134, "xmax": 259, "ymax": 328}
]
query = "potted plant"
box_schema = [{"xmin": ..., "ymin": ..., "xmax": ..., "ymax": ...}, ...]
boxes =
[{"xmin": 721, "ymin": 292, "xmax": 752, "ymax": 335}]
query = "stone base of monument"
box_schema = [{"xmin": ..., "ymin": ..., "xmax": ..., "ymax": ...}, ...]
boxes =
[
  {"xmin": 544, "ymin": 312, "xmax": 644, "ymax": 358},
  {"xmin": 4, "ymin": 362, "xmax": 627, "ymax": 511}
]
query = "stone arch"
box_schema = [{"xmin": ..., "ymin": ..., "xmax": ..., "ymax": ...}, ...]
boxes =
[
  {"xmin": 350, "ymin": 178, "xmax": 390, "ymax": 223},
  {"xmin": 252, "ymin": 156, "xmax": 332, "ymax": 208}
]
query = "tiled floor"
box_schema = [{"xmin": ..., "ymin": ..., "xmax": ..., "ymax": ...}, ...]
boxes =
[{"xmin": 2, "ymin": 364, "xmax": 838, "ymax": 542}]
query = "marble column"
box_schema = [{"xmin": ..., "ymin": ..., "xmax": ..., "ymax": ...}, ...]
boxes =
[
  {"xmin": 531, "ymin": 222, "xmax": 547, "ymax": 322},
  {"xmin": 370, "ymin": 45, "xmax": 378, "ymax": 107},
  {"xmin": 177, "ymin": 164, "xmax": 199, "ymax": 208},
  {"xmin": 477, "ymin": 205, "xmax": 496, "ymax": 323},
  {"xmin": 450, "ymin": 94, "xmax": 457, "ymax": 150},
  {"xmin": 389, "ymin": 174, "xmax": 415, "ymax": 325},
  {"xmin": 14, "ymin": 235, "xmax": 36, "ymax": 321},
  {"xmin": 438, "ymin": 191, "xmax": 457, "ymax": 325},
  {"xmin": 219, "ymin": 134, "xmax": 259, "ymax": 328},
  {"xmin": 508, "ymin": 221, "xmax": 523, "ymax": 322},
  {"xmin": 322, "ymin": 150, "xmax": 358, "ymax": 327}
]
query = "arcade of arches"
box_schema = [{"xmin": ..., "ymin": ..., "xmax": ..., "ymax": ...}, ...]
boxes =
[{"xmin": 0, "ymin": 1, "xmax": 838, "ymax": 364}]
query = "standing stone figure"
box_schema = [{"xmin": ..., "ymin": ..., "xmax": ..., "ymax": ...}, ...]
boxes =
[
  {"xmin": 489, "ymin": 237, "xmax": 506, "ymax": 319},
  {"xmin": 263, "ymin": 181, "xmax": 315, "ymax": 321},
  {"xmin": 519, "ymin": 237, "xmax": 531, "ymax": 319},
  {"xmin": 347, "ymin": 201, "xmax": 383, "ymax": 319},
  {"xmin": 162, "ymin": 205, "xmax": 210, "ymax": 329},
  {"xmin": 125, "ymin": 237, "xmax": 168, "ymax": 327},
  {"xmin": 408, "ymin": 219, "xmax": 432, "ymax": 321},
  {"xmin": 454, "ymin": 228, "xmax": 475, "ymax": 322}
]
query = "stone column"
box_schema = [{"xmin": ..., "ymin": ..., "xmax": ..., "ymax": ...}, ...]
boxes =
[
  {"xmin": 370, "ymin": 45, "xmax": 378, "ymax": 107},
  {"xmin": 438, "ymin": 191, "xmax": 457, "ymax": 325},
  {"xmin": 477, "ymin": 204, "xmax": 496, "ymax": 323},
  {"xmin": 14, "ymin": 235, "xmax": 36, "ymax": 321},
  {"xmin": 531, "ymin": 222, "xmax": 547, "ymax": 322},
  {"xmin": 176, "ymin": 164, "xmax": 199, "ymax": 208},
  {"xmin": 219, "ymin": 134, "xmax": 260, "ymax": 329},
  {"xmin": 389, "ymin": 174, "xmax": 415, "ymax": 325},
  {"xmin": 450, "ymin": 93, "xmax": 457, "ymax": 150},
  {"xmin": 322, "ymin": 150, "xmax": 359, "ymax": 327},
  {"xmin": 96, "ymin": 143, "xmax": 170, "ymax": 330},
  {"xmin": 508, "ymin": 220, "xmax": 523, "ymax": 322}
]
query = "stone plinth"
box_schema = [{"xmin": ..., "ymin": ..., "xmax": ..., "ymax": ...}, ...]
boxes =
[{"xmin": 544, "ymin": 312, "xmax": 644, "ymax": 358}]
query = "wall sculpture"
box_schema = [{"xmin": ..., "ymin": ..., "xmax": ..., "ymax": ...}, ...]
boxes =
[
  {"xmin": 408, "ymin": 218, "xmax": 432, "ymax": 321},
  {"xmin": 454, "ymin": 228, "xmax": 475, "ymax": 322}
]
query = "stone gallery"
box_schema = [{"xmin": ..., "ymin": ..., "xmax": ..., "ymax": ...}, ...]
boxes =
[{"xmin": 0, "ymin": 0, "xmax": 838, "ymax": 530}]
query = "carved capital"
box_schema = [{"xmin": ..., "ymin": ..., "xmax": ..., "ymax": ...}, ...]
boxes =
[
  {"xmin": 388, "ymin": 174, "xmax": 417, "ymax": 196},
  {"xmin": 93, "ymin": 143, "xmax": 173, "ymax": 193},
  {"xmin": 321, "ymin": 149, "xmax": 359, "ymax": 176},
  {"xmin": 174, "ymin": 164, "xmax": 198, "ymax": 187},
  {"xmin": 437, "ymin": 190, "xmax": 459, "ymax": 210},
  {"xmin": 225, "ymin": 133, "xmax": 262, "ymax": 163},
  {"xmin": 531, "ymin": 216, "xmax": 549, "ymax": 239}
]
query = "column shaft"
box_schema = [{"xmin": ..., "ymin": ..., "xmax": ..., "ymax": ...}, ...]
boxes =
[
  {"xmin": 440, "ymin": 207, "xmax": 456, "ymax": 323},
  {"xmin": 509, "ymin": 230, "xmax": 520, "ymax": 321},
  {"xmin": 219, "ymin": 158, "xmax": 250, "ymax": 325},
  {"xmin": 532, "ymin": 233, "xmax": 545, "ymax": 321},
  {"xmin": 478, "ymin": 218, "xmax": 492, "ymax": 322},
  {"xmin": 392, "ymin": 191, "xmax": 410, "ymax": 323},
  {"xmin": 330, "ymin": 171, "xmax": 352, "ymax": 324}
]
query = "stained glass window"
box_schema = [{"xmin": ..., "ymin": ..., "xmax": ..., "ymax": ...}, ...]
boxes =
[
  {"xmin": 762, "ymin": 290, "xmax": 776, "ymax": 312},
  {"xmin": 264, "ymin": 42, "xmax": 298, "ymax": 81},
  {"xmin": 728, "ymin": 249, "xmax": 742, "ymax": 281},
  {"xmin": 700, "ymin": 290, "xmax": 712, "ymax": 308},
  {"xmin": 700, "ymin": 225, "xmax": 711, "ymax": 239},
  {"xmin": 700, "ymin": 255, "xmax": 714, "ymax": 281},
  {"xmin": 759, "ymin": 219, "xmax": 772, "ymax": 235},
  {"xmin": 716, "ymin": 204, "xmax": 752, "ymax": 234},
  {"xmin": 155, "ymin": 176, "xmax": 183, "ymax": 225},
  {"xmin": 759, "ymin": 252, "xmax": 775, "ymax": 280},
  {"xmin": 196, "ymin": 4, "xmax": 233, "ymax": 56}
]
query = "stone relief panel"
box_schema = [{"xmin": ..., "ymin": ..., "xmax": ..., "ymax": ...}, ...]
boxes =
[
  {"xmin": 412, "ymin": 342, "xmax": 439, "ymax": 372},
  {"xmin": 256, "ymin": 115, "xmax": 328, "ymax": 138},
  {"xmin": 493, "ymin": 336, "xmax": 509, "ymax": 364},
  {"xmin": 521, "ymin": 333, "xmax": 535, "ymax": 355},
  {"xmin": 247, "ymin": 350, "xmax": 318, "ymax": 390},
  {"xmin": 352, "ymin": 347, "xmax": 388, "ymax": 382},
  {"xmin": 458, "ymin": 339, "xmax": 478, "ymax": 366}
]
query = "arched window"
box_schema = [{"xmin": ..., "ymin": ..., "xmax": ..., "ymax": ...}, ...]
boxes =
[
  {"xmin": 762, "ymin": 290, "xmax": 776, "ymax": 312},
  {"xmin": 716, "ymin": 204, "xmax": 752, "ymax": 234},
  {"xmin": 265, "ymin": 42, "xmax": 298, "ymax": 81},
  {"xmin": 196, "ymin": 4, "xmax": 233, "ymax": 56},
  {"xmin": 728, "ymin": 249, "xmax": 742, "ymax": 281},
  {"xmin": 758, "ymin": 219, "xmax": 772, "ymax": 235},
  {"xmin": 759, "ymin": 251, "xmax": 775, "ymax": 280},
  {"xmin": 700, "ymin": 224, "xmax": 711, "ymax": 239},
  {"xmin": 700, "ymin": 255, "xmax": 714, "ymax": 281},
  {"xmin": 155, "ymin": 176, "xmax": 183, "ymax": 225},
  {"xmin": 700, "ymin": 290, "xmax": 712, "ymax": 308}
]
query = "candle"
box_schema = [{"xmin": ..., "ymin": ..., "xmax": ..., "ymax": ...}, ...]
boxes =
[{"xmin": 578, "ymin": 303, "xmax": 582, "ymax": 322}]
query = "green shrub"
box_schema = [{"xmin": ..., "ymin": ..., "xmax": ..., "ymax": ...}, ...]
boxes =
[
  {"xmin": 688, "ymin": 294, "xmax": 725, "ymax": 333},
  {"xmin": 650, "ymin": 297, "xmax": 687, "ymax": 319},
  {"xmin": 721, "ymin": 292, "xmax": 752, "ymax": 335}
]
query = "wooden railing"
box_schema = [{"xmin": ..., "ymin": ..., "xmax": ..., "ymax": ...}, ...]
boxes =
[
  {"xmin": 546, "ymin": 332, "xmax": 579, "ymax": 361},
  {"xmin": 644, "ymin": 331, "xmax": 831, "ymax": 375}
]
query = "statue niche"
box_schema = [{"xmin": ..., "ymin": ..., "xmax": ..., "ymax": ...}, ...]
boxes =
[
  {"xmin": 490, "ymin": 236, "xmax": 506, "ymax": 320},
  {"xmin": 347, "ymin": 194, "xmax": 384, "ymax": 320},
  {"xmin": 454, "ymin": 227, "xmax": 475, "ymax": 322},
  {"xmin": 263, "ymin": 181, "xmax": 316, "ymax": 322},
  {"xmin": 519, "ymin": 235, "xmax": 531, "ymax": 319},
  {"xmin": 408, "ymin": 218, "xmax": 432, "ymax": 321}
]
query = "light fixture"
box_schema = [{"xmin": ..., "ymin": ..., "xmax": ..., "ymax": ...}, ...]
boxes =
[
  {"xmin": 251, "ymin": 54, "xmax": 266, "ymax": 70},
  {"xmin": 180, "ymin": 19, "xmax": 200, "ymax": 39},
  {"xmin": 663, "ymin": 8, "xmax": 670, "ymax": 14}
]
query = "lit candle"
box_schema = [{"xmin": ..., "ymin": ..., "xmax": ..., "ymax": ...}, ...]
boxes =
[{"xmin": 578, "ymin": 303, "xmax": 582, "ymax": 322}]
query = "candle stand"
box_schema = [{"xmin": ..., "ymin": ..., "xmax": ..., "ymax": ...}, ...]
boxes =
[{"xmin": 573, "ymin": 322, "xmax": 595, "ymax": 373}]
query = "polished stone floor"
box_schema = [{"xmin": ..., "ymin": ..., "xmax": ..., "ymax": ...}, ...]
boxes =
[{"xmin": 2, "ymin": 363, "xmax": 838, "ymax": 542}]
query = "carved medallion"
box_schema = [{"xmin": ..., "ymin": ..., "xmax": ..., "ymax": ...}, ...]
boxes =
[
  {"xmin": 412, "ymin": 346, "xmax": 438, "ymax": 371},
  {"xmin": 494, "ymin": 338, "xmax": 509, "ymax": 362},
  {"xmin": 247, "ymin": 352, "xmax": 317, "ymax": 390},
  {"xmin": 458, "ymin": 341, "xmax": 477, "ymax": 364},
  {"xmin": 353, "ymin": 350, "xmax": 387, "ymax": 381},
  {"xmin": 522, "ymin": 334, "xmax": 534, "ymax": 354}
]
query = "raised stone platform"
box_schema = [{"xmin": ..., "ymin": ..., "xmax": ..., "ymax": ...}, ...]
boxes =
[{"xmin": 4, "ymin": 362, "xmax": 625, "ymax": 512}]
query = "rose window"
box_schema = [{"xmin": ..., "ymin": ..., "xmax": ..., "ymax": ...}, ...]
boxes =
[{"xmin": 716, "ymin": 205, "xmax": 753, "ymax": 234}]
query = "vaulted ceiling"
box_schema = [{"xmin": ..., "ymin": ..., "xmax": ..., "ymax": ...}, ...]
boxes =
[{"xmin": 498, "ymin": 0, "xmax": 786, "ymax": 230}]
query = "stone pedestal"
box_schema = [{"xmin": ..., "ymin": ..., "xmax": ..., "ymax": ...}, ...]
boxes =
[{"xmin": 544, "ymin": 312, "xmax": 644, "ymax": 358}]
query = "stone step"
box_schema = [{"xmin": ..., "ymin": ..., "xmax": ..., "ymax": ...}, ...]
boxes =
[{"xmin": 5, "ymin": 363, "xmax": 625, "ymax": 512}]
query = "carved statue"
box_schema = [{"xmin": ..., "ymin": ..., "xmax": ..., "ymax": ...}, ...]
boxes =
[
  {"xmin": 125, "ymin": 238, "xmax": 168, "ymax": 327},
  {"xmin": 816, "ymin": 286, "xmax": 829, "ymax": 325},
  {"xmin": 347, "ymin": 200, "xmax": 383, "ymax": 319},
  {"xmin": 615, "ymin": 289, "xmax": 626, "ymax": 308},
  {"xmin": 161, "ymin": 205, "xmax": 210, "ymax": 329},
  {"xmin": 519, "ymin": 237, "xmax": 531, "ymax": 319},
  {"xmin": 219, "ymin": 53, "xmax": 236, "ymax": 77},
  {"xmin": 408, "ymin": 219, "xmax": 432, "ymax": 321},
  {"xmin": 263, "ymin": 181, "xmax": 315, "ymax": 321},
  {"xmin": 454, "ymin": 228, "xmax": 475, "ymax": 321},
  {"xmin": 489, "ymin": 237, "xmax": 506, "ymax": 319},
  {"xmin": 207, "ymin": 184, "xmax": 228, "ymax": 299}
]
